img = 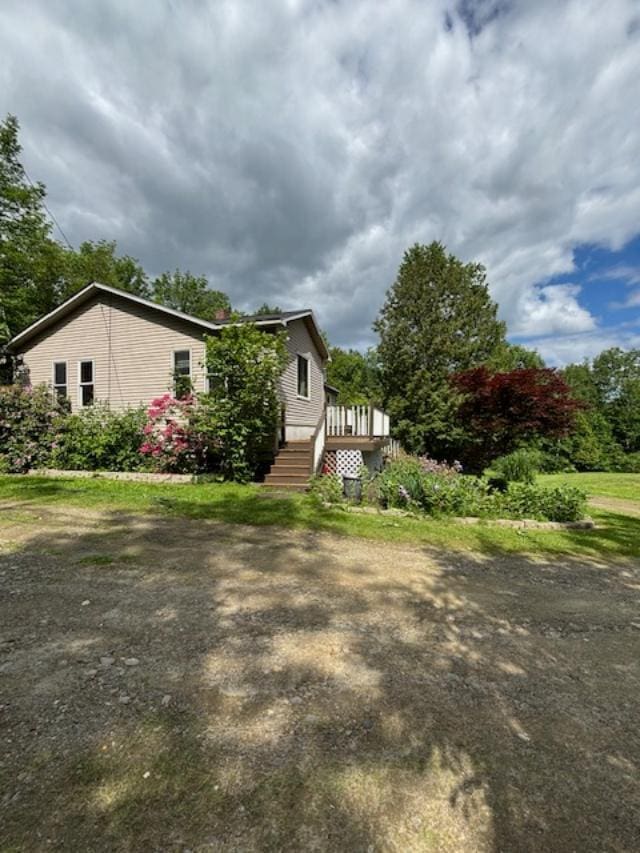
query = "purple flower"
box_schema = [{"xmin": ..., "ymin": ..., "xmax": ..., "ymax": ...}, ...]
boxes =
[{"xmin": 398, "ymin": 484, "xmax": 410, "ymax": 501}]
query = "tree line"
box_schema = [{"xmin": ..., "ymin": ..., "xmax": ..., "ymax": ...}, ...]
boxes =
[{"xmin": 328, "ymin": 242, "xmax": 640, "ymax": 473}]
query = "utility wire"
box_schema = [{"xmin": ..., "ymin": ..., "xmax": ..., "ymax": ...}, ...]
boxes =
[{"xmin": 22, "ymin": 166, "xmax": 74, "ymax": 250}]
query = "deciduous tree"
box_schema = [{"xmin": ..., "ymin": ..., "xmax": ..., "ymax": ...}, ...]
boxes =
[
  {"xmin": 0, "ymin": 114, "xmax": 67, "ymax": 345},
  {"xmin": 453, "ymin": 366, "xmax": 583, "ymax": 470},
  {"xmin": 62, "ymin": 240, "xmax": 149, "ymax": 298},
  {"xmin": 152, "ymin": 270, "xmax": 230, "ymax": 320},
  {"xmin": 204, "ymin": 324, "xmax": 287, "ymax": 481},
  {"xmin": 326, "ymin": 346, "xmax": 381, "ymax": 406}
]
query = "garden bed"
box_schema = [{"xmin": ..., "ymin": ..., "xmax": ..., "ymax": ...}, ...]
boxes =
[{"xmin": 338, "ymin": 503, "xmax": 595, "ymax": 530}]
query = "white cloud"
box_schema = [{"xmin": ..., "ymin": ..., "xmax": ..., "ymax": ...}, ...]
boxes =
[
  {"xmin": 598, "ymin": 264, "xmax": 640, "ymax": 286},
  {"xmin": 511, "ymin": 284, "xmax": 596, "ymax": 337},
  {"xmin": 0, "ymin": 0, "xmax": 639, "ymax": 350},
  {"xmin": 525, "ymin": 327, "xmax": 640, "ymax": 366}
]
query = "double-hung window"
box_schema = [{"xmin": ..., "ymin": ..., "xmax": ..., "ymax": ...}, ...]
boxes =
[
  {"xmin": 78, "ymin": 360, "xmax": 94, "ymax": 407},
  {"xmin": 297, "ymin": 354, "xmax": 310, "ymax": 399},
  {"xmin": 53, "ymin": 361, "xmax": 67, "ymax": 400},
  {"xmin": 173, "ymin": 350, "xmax": 191, "ymax": 398}
]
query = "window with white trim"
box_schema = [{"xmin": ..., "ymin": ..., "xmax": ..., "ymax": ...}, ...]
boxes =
[
  {"xmin": 53, "ymin": 361, "xmax": 67, "ymax": 400},
  {"xmin": 79, "ymin": 360, "xmax": 94, "ymax": 407},
  {"xmin": 173, "ymin": 350, "xmax": 191, "ymax": 398},
  {"xmin": 297, "ymin": 354, "xmax": 309, "ymax": 398}
]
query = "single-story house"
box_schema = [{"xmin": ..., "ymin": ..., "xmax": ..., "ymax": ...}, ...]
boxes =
[{"xmin": 7, "ymin": 282, "xmax": 392, "ymax": 487}]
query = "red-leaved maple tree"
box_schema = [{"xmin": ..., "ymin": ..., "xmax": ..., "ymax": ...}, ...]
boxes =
[{"xmin": 452, "ymin": 367, "xmax": 583, "ymax": 468}]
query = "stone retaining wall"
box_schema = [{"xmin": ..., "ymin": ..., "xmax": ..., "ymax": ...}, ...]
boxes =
[{"xmin": 24, "ymin": 469, "xmax": 196, "ymax": 484}]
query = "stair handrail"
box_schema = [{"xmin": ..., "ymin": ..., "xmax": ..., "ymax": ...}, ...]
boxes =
[{"xmin": 310, "ymin": 404, "xmax": 327, "ymax": 476}]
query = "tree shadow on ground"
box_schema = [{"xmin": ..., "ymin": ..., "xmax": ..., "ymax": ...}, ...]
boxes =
[{"xmin": 1, "ymin": 506, "xmax": 639, "ymax": 851}]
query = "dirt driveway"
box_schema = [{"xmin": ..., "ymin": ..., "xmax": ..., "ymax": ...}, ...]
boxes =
[{"xmin": 1, "ymin": 503, "xmax": 639, "ymax": 852}]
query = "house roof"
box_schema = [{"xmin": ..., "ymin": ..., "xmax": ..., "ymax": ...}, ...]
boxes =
[{"xmin": 7, "ymin": 282, "xmax": 329, "ymax": 360}]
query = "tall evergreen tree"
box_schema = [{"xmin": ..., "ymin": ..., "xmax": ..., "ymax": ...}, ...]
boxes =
[{"xmin": 374, "ymin": 242, "xmax": 507, "ymax": 454}]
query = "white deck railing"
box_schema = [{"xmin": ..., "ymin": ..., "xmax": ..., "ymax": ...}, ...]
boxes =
[
  {"xmin": 326, "ymin": 405, "xmax": 390, "ymax": 437},
  {"xmin": 311, "ymin": 417, "xmax": 326, "ymax": 474}
]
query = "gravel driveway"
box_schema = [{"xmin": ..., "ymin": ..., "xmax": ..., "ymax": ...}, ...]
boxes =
[{"xmin": 1, "ymin": 503, "xmax": 639, "ymax": 852}]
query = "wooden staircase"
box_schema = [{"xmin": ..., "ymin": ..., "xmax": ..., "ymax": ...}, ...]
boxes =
[{"xmin": 263, "ymin": 440, "xmax": 312, "ymax": 490}]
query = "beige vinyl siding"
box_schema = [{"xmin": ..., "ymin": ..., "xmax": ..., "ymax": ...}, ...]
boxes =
[
  {"xmin": 280, "ymin": 317, "xmax": 325, "ymax": 438},
  {"xmin": 19, "ymin": 293, "xmax": 208, "ymax": 411}
]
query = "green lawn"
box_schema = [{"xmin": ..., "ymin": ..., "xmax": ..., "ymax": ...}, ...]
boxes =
[
  {"xmin": 540, "ymin": 471, "xmax": 640, "ymax": 503},
  {"xmin": 1, "ymin": 473, "xmax": 639, "ymax": 560}
]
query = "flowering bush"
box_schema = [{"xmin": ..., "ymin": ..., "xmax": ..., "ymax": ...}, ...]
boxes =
[
  {"xmin": 140, "ymin": 393, "xmax": 220, "ymax": 473},
  {"xmin": 0, "ymin": 384, "xmax": 68, "ymax": 472},
  {"xmin": 51, "ymin": 404, "xmax": 147, "ymax": 472},
  {"xmin": 416, "ymin": 455, "xmax": 463, "ymax": 476}
]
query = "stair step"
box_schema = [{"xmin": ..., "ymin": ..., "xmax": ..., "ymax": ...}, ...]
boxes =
[
  {"xmin": 270, "ymin": 464, "xmax": 310, "ymax": 474},
  {"xmin": 265, "ymin": 472, "xmax": 309, "ymax": 482},
  {"xmin": 276, "ymin": 451, "xmax": 311, "ymax": 465}
]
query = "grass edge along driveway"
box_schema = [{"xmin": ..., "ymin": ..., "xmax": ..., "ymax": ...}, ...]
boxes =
[{"xmin": 0, "ymin": 472, "xmax": 639, "ymax": 560}]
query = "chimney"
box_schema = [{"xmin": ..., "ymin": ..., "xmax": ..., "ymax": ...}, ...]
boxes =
[{"xmin": 214, "ymin": 308, "xmax": 230, "ymax": 321}]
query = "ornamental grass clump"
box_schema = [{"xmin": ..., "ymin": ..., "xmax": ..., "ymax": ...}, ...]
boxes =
[{"xmin": 489, "ymin": 448, "xmax": 542, "ymax": 486}]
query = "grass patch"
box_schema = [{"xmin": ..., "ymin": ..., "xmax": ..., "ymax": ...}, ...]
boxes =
[
  {"xmin": 539, "ymin": 472, "xmax": 640, "ymax": 503},
  {"xmin": 0, "ymin": 473, "xmax": 638, "ymax": 559}
]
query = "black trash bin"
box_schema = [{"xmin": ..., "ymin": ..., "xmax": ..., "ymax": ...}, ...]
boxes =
[{"xmin": 343, "ymin": 476, "xmax": 362, "ymax": 503}]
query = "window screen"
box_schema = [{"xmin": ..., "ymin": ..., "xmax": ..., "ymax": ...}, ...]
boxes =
[
  {"xmin": 53, "ymin": 362, "xmax": 67, "ymax": 399},
  {"xmin": 297, "ymin": 354, "xmax": 309, "ymax": 398},
  {"xmin": 173, "ymin": 350, "xmax": 191, "ymax": 398},
  {"xmin": 79, "ymin": 360, "xmax": 94, "ymax": 406}
]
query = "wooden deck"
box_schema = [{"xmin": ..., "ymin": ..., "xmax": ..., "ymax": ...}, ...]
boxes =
[{"xmin": 325, "ymin": 436, "xmax": 390, "ymax": 451}]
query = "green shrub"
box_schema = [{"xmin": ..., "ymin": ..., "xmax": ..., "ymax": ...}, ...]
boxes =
[
  {"xmin": 490, "ymin": 448, "xmax": 541, "ymax": 485},
  {"xmin": 610, "ymin": 452, "xmax": 640, "ymax": 473},
  {"xmin": 0, "ymin": 384, "xmax": 68, "ymax": 472},
  {"xmin": 308, "ymin": 473, "xmax": 344, "ymax": 505},
  {"xmin": 369, "ymin": 454, "xmax": 587, "ymax": 522},
  {"xmin": 204, "ymin": 324, "xmax": 287, "ymax": 482},
  {"xmin": 52, "ymin": 405, "xmax": 148, "ymax": 472},
  {"xmin": 498, "ymin": 482, "xmax": 587, "ymax": 522}
]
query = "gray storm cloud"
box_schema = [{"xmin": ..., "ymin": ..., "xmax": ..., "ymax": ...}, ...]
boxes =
[{"xmin": 1, "ymin": 0, "xmax": 639, "ymax": 359}]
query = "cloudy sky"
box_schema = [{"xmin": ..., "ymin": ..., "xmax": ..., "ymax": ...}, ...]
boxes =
[{"xmin": 1, "ymin": 0, "xmax": 640, "ymax": 363}]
